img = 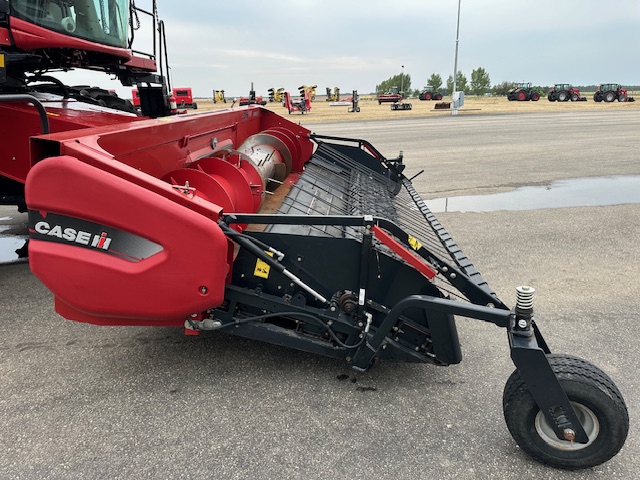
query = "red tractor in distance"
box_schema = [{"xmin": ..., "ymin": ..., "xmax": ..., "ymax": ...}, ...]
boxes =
[
  {"xmin": 593, "ymin": 84, "xmax": 635, "ymax": 103},
  {"xmin": 507, "ymin": 83, "xmax": 540, "ymax": 101},
  {"xmin": 548, "ymin": 84, "xmax": 586, "ymax": 102},
  {"xmin": 418, "ymin": 86, "xmax": 443, "ymax": 101}
]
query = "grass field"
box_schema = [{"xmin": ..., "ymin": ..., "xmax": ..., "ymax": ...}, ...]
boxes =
[{"xmin": 191, "ymin": 93, "xmax": 639, "ymax": 124}]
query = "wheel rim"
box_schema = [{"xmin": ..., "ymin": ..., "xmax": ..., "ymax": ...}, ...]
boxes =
[{"xmin": 535, "ymin": 402, "xmax": 599, "ymax": 451}]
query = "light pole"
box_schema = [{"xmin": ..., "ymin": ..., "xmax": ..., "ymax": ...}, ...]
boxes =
[
  {"xmin": 452, "ymin": 0, "xmax": 461, "ymax": 115},
  {"xmin": 401, "ymin": 65, "xmax": 405, "ymax": 96}
]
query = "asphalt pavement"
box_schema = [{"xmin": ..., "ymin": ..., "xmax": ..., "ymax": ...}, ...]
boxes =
[{"xmin": 1, "ymin": 110, "xmax": 639, "ymax": 479}]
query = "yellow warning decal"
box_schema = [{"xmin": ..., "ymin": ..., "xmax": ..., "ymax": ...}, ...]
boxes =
[
  {"xmin": 407, "ymin": 235, "xmax": 422, "ymax": 251},
  {"xmin": 254, "ymin": 251, "xmax": 274, "ymax": 279},
  {"xmin": 0, "ymin": 53, "xmax": 5, "ymax": 68}
]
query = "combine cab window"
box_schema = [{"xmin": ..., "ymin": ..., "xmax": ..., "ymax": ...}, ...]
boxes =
[{"xmin": 11, "ymin": 0, "xmax": 130, "ymax": 49}]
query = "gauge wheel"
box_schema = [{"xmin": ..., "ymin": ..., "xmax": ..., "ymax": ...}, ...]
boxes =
[{"xmin": 503, "ymin": 354, "xmax": 628, "ymax": 470}]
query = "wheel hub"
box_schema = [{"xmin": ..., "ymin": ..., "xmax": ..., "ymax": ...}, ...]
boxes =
[{"xmin": 535, "ymin": 402, "xmax": 599, "ymax": 450}]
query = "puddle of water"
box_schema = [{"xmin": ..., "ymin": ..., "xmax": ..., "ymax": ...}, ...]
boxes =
[
  {"xmin": 426, "ymin": 175, "xmax": 640, "ymax": 213},
  {"xmin": 0, "ymin": 236, "xmax": 28, "ymax": 264},
  {"xmin": 0, "ymin": 222, "xmax": 29, "ymax": 264}
]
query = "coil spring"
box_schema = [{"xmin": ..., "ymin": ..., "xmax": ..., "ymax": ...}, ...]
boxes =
[{"xmin": 515, "ymin": 286, "xmax": 535, "ymax": 310}]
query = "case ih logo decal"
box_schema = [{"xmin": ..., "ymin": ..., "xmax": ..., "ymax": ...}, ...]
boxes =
[
  {"xmin": 29, "ymin": 211, "xmax": 163, "ymax": 262},
  {"xmin": 34, "ymin": 222, "xmax": 112, "ymax": 251}
]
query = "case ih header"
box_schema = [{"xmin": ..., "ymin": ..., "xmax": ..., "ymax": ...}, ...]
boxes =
[{"xmin": 0, "ymin": 1, "xmax": 629, "ymax": 470}]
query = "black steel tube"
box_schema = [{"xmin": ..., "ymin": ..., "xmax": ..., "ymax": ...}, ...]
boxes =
[{"xmin": 0, "ymin": 94, "xmax": 50, "ymax": 134}]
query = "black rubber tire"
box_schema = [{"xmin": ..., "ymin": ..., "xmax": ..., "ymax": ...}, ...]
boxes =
[
  {"xmin": 531, "ymin": 92, "xmax": 540, "ymax": 101},
  {"xmin": 605, "ymin": 92, "xmax": 615, "ymax": 102},
  {"xmin": 558, "ymin": 91, "xmax": 568, "ymax": 102},
  {"xmin": 548, "ymin": 93, "xmax": 555, "ymax": 101},
  {"xmin": 618, "ymin": 94, "xmax": 626, "ymax": 102},
  {"xmin": 192, "ymin": 102, "xmax": 198, "ymax": 109},
  {"xmin": 503, "ymin": 354, "xmax": 628, "ymax": 470},
  {"xmin": 571, "ymin": 93, "xmax": 579, "ymax": 101},
  {"xmin": 594, "ymin": 93, "xmax": 602, "ymax": 102}
]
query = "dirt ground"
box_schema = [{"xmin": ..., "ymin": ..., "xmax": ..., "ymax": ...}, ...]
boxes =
[{"xmin": 192, "ymin": 93, "xmax": 639, "ymax": 124}]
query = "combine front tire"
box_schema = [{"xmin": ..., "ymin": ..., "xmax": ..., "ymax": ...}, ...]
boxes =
[{"xmin": 503, "ymin": 354, "xmax": 628, "ymax": 470}]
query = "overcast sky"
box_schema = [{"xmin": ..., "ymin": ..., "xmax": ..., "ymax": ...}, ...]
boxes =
[{"xmin": 60, "ymin": 0, "xmax": 640, "ymax": 99}]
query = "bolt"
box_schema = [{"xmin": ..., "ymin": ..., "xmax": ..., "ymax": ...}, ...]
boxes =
[
  {"xmin": 517, "ymin": 319, "xmax": 528, "ymax": 329},
  {"xmin": 327, "ymin": 320, "xmax": 333, "ymax": 326},
  {"xmin": 346, "ymin": 356, "xmax": 352, "ymax": 363},
  {"xmin": 450, "ymin": 273, "xmax": 456, "ymax": 279},
  {"xmin": 563, "ymin": 428, "xmax": 576, "ymax": 443},
  {"xmin": 357, "ymin": 322, "xmax": 364, "ymax": 328},
  {"xmin": 487, "ymin": 303, "xmax": 495, "ymax": 308},
  {"xmin": 190, "ymin": 313, "xmax": 198, "ymax": 318},
  {"xmin": 199, "ymin": 286, "xmax": 208, "ymax": 294},
  {"xmin": 330, "ymin": 306, "xmax": 336, "ymax": 312},
  {"xmin": 442, "ymin": 266, "xmax": 448, "ymax": 272},
  {"xmin": 415, "ymin": 346, "xmax": 420, "ymax": 351}
]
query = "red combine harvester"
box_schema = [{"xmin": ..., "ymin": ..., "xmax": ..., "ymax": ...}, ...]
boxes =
[
  {"xmin": 1, "ymin": 0, "xmax": 176, "ymax": 211},
  {"xmin": 1, "ymin": 2, "xmax": 629, "ymax": 470}
]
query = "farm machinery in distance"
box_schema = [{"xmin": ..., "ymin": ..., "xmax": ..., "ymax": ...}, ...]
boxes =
[
  {"xmin": 268, "ymin": 87, "xmax": 285, "ymax": 103},
  {"xmin": 0, "ymin": 1, "xmax": 630, "ymax": 471},
  {"xmin": 548, "ymin": 84, "xmax": 586, "ymax": 102},
  {"xmin": 238, "ymin": 83, "xmax": 267, "ymax": 106},
  {"xmin": 378, "ymin": 86, "xmax": 412, "ymax": 110},
  {"xmin": 507, "ymin": 83, "xmax": 541, "ymax": 101},
  {"xmin": 377, "ymin": 85, "xmax": 403, "ymax": 104},
  {"xmin": 326, "ymin": 87, "xmax": 340, "ymax": 102},
  {"xmin": 593, "ymin": 84, "xmax": 635, "ymax": 103},
  {"xmin": 213, "ymin": 89, "xmax": 226, "ymax": 103},
  {"xmin": 418, "ymin": 86, "xmax": 443, "ymax": 101}
]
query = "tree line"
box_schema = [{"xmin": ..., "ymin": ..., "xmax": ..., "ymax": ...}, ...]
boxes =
[{"xmin": 376, "ymin": 69, "xmax": 640, "ymax": 97}]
